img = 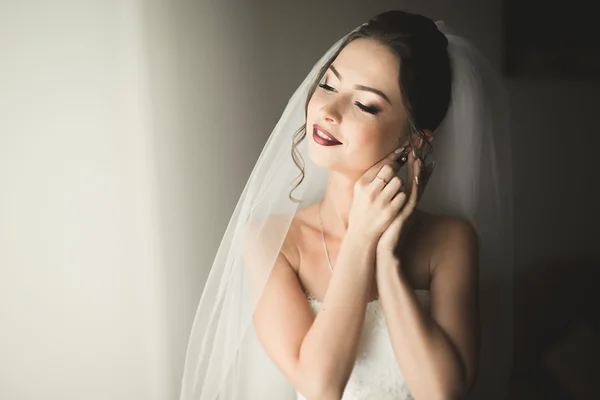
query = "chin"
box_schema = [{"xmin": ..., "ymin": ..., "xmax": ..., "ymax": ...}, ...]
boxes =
[
  {"xmin": 308, "ymin": 142, "xmax": 358, "ymax": 178},
  {"xmin": 307, "ymin": 139, "xmax": 336, "ymax": 170}
]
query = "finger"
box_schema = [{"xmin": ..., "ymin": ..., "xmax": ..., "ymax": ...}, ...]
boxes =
[
  {"xmin": 414, "ymin": 160, "xmax": 434, "ymax": 202},
  {"xmin": 371, "ymin": 162, "xmax": 398, "ymax": 189},
  {"xmin": 380, "ymin": 176, "xmax": 403, "ymax": 202},
  {"xmin": 420, "ymin": 161, "xmax": 435, "ymax": 197},
  {"xmin": 400, "ymin": 161, "xmax": 421, "ymax": 217},
  {"xmin": 384, "ymin": 207, "xmax": 405, "ymax": 246},
  {"xmin": 361, "ymin": 146, "xmax": 406, "ymax": 183},
  {"xmin": 376, "ymin": 149, "xmax": 409, "ymax": 186},
  {"xmin": 406, "ymin": 148, "xmax": 417, "ymax": 194},
  {"xmin": 390, "ymin": 190, "xmax": 407, "ymax": 211}
]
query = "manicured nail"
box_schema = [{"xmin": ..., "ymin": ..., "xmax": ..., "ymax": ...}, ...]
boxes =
[
  {"xmin": 415, "ymin": 176, "xmax": 419, "ymax": 186},
  {"xmin": 395, "ymin": 146, "xmax": 405, "ymax": 154},
  {"xmin": 412, "ymin": 149, "xmax": 417, "ymax": 158}
]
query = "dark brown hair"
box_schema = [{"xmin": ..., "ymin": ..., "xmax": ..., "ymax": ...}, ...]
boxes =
[{"xmin": 290, "ymin": 10, "xmax": 452, "ymax": 202}]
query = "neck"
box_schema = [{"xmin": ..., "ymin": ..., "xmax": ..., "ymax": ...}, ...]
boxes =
[{"xmin": 319, "ymin": 171, "xmax": 357, "ymax": 236}]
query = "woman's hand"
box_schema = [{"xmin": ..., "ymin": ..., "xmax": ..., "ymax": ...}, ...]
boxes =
[
  {"xmin": 376, "ymin": 149, "xmax": 435, "ymax": 261},
  {"xmin": 347, "ymin": 147, "xmax": 410, "ymax": 240}
]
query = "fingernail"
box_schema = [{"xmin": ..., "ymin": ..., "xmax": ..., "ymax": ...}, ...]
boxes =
[
  {"xmin": 415, "ymin": 176, "xmax": 419, "ymax": 186},
  {"xmin": 395, "ymin": 146, "xmax": 405, "ymax": 154},
  {"xmin": 412, "ymin": 149, "xmax": 417, "ymax": 158}
]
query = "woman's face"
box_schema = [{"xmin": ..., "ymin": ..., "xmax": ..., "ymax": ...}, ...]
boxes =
[{"xmin": 307, "ymin": 38, "xmax": 409, "ymax": 178}]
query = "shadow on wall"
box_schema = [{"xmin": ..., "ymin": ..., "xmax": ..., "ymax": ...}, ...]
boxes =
[{"xmin": 509, "ymin": 255, "xmax": 600, "ymax": 399}]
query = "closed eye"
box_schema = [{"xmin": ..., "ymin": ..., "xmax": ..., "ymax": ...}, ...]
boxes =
[
  {"xmin": 318, "ymin": 83, "xmax": 335, "ymax": 92},
  {"xmin": 317, "ymin": 83, "xmax": 381, "ymax": 115},
  {"xmin": 355, "ymin": 102, "xmax": 381, "ymax": 115}
]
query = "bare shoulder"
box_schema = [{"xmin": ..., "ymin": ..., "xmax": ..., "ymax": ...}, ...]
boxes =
[
  {"xmin": 425, "ymin": 211, "xmax": 476, "ymax": 240},
  {"xmin": 244, "ymin": 212, "xmax": 296, "ymax": 258},
  {"xmin": 419, "ymin": 210, "xmax": 478, "ymax": 273},
  {"xmin": 244, "ymin": 205, "xmax": 317, "ymax": 272},
  {"xmin": 282, "ymin": 204, "xmax": 320, "ymax": 270}
]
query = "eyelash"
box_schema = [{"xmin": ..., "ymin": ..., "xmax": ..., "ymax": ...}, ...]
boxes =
[{"xmin": 317, "ymin": 83, "xmax": 382, "ymax": 115}]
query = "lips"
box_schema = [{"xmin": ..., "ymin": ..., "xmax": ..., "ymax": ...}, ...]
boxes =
[{"xmin": 312, "ymin": 124, "xmax": 342, "ymax": 146}]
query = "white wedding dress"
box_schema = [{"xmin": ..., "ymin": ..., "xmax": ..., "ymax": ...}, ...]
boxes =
[{"xmin": 296, "ymin": 289, "xmax": 431, "ymax": 400}]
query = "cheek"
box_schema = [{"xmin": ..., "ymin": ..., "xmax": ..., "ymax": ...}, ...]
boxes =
[
  {"xmin": 346, "ymin": 121, "xmax": 400, "ymax": 167},
  {"xmin": 347, "ymin": 123, "xmax": 387, "ymax": 150}
]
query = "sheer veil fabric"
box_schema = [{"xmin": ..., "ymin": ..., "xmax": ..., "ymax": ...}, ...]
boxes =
[{"xmin": 179, "ymin": 19, "xmax": 513, "ymax": 400}]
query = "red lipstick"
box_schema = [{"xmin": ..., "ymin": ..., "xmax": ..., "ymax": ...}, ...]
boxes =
[{"xmin": 312, "ymin": 124, "xmax": 342, "ymax": 146}]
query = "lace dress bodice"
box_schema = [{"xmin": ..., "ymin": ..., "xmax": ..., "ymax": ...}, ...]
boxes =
[{"xmin": 296, "ymin": 290, "xmax": 431, "ymax": 400}]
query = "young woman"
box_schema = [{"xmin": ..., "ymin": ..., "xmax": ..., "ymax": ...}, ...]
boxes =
[{"xmin": 180, "ymin": 10, "xmax": 513, "ymax": 400}]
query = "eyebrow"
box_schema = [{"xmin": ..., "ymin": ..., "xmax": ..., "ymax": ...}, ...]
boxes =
[{"xmin": 329, "ymin": 65, "xmax": 392, "ymax": 106}]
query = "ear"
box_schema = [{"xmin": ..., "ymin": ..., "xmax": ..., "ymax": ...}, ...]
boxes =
[
  {"xmin": 416, "ymin": 129, "xmax": 433, "ymax": 149},
  {"xmin": 424, "ymin": 129, "xmax": 434, "ymax": 143},
  {"xmin": 399, "ymin": 129, "xmax": 434, "ymax": 150},
  {"xmin": 417, "ymin": 130, "xmax": 434, "ymax": 150}
]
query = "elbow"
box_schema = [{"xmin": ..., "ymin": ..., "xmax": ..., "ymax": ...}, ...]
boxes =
[
  {"xmin": 440, "ymin": 380, "xmax": 470, "ymax": 400},
  {"xmin": 304, "ymin": 370, "xmax": 345, "ymax": 400},
  {"xmin": 295, "ymin": 345, "xmax": 350, "ymax": 399},
  {"xmin": 429, "ymin": 366, "xmax": 470, "ymax": 400},
  {"xmin": 315, "ymin": 386, "xmax": 344, "ymax": 400},
  {"xmin": 300, "ymin": 379, "xmax": 343, "ymax": 400},
  {"xmin": 440, "ymin": 389, "xmax": 467, "ymax": 400},
  {"xmin": 296, "ymin": 363, "xmax": 345, "ymax": 400},
  {"xmin": 427, "ymin": 385, "xmax": 464, "ymax": 400}
]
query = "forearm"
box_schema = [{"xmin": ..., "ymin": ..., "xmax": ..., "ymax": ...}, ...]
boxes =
[
  {"xmin": 299, "ymin": 230, "xmax": 377, "ymax": 395},
  {"xmin": 377, "ymin": 260, "xmax": 467, "ymax": 399}
]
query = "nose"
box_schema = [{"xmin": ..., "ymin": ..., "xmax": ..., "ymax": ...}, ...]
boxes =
[{"xmin": 320, "ymin": 98, "xmax": 343, "ymax": 125}]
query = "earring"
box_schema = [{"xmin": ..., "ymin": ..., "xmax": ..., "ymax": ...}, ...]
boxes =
[{"xmin": 398, "ymin": 151, "xmax": 409, "ymax": 165}]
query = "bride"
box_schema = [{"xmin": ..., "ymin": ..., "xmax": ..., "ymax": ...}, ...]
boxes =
[{"xmin": 180, "ymin": 10, "xmax": 513, "ymax": 400}]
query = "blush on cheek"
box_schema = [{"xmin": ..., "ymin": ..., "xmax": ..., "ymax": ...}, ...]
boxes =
[
  {"xmin": 352, "ymin": 127, "xmax": 382, "ymax": 149},
  {"xmin": 349, "ymin": 128, "xmax": 392, "ymax": 166}
]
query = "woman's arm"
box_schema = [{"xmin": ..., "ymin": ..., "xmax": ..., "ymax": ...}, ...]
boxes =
[
  {"xmin": 376, "ymin": 218, "xmax": 480, "ymax": 400},
  {"xmin": 251, "ymin": 228, "xmax": 378, "ymax": 399}
]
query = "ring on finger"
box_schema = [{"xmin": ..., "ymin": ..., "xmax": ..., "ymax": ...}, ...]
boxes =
[{"xmin": 376, "ymin": 176, "xmax": 388, "ymax": 185}]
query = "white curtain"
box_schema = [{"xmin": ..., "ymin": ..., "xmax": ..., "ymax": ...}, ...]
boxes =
[
  {"xmin": 0, "ymin": 1, "xmax": 260, "ymax": 399},
  {"xmin": 0, "ymin": 2, "xmax": 167, "ymax": 399}
]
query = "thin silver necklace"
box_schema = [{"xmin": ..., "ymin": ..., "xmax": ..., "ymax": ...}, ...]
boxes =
[
  {"xmin": 318, "ymin": 201, "xmax": 379, "ymax": 301},
  {"xmin": 317, "ymin": 201, "xmax": 334, "ymax": 272}
]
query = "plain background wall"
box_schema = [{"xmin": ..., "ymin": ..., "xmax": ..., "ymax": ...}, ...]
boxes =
[
  {"xmin": 1, "ymin": 1, "xmax": 598, "ymax": 399},
  {"xmin": 1, "ymin": 1, "xmax": 171, "ymax": 399}
]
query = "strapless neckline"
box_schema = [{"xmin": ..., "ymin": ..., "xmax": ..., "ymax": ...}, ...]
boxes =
[
  {"xmin": 305, "ymin": 289, "xmax": 430, "ymax": 305},
  {"xmin": 297, "ymin": 289, "xmax": 430, "ymax": 400}
]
